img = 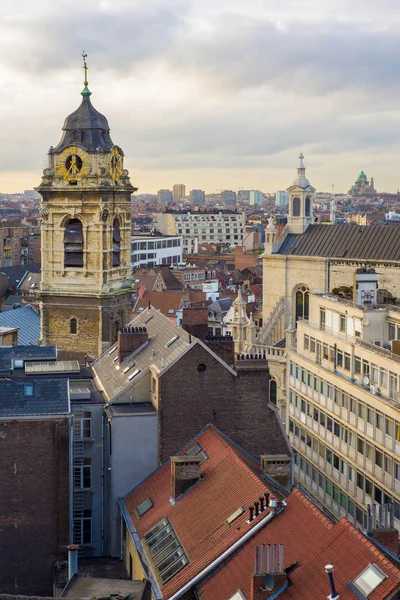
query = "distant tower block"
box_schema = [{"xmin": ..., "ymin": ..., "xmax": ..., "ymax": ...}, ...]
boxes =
[{"xmin": 37, "ymin": 54, "xmax": 137, "ymax": 358}]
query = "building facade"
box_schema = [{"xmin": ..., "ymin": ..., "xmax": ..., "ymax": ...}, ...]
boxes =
[
  {"xmin": 37, "ymin": 62, "xmax": 135, "ymax": 358},
  {"xmin": 249, "ymin": 190, "xmax": 263, "ymax": 206},
  {"xmin": 222, "ymin": 190, "xmax": 237, "ymax": 206},
  {"xmin": 0, "ymin": 224, "xmax": 40, "ymax": 268},
  {"xmin": 131, "ymin": 235, "xmax": 182, "ymax": 269},
  {"xmin": 156, "ymin": 210, "xmax": 245, "ymax": 253},
  {"xmin": 287, "ymin": 290, "xmax": 400, "ymax": 532},
  {"xmin": 173, "ymin": 183, "xmax": 185, "ymax": 202},
  {"xmin": 275, "ymin": 190, "xmax": 289, "ymax": 207},
  {"xmin": 157, "ymin": 189, "xmax": 172, "ymax": 205},
  {"xmin": 189, "ymin": 189, "xmax": 205, "ymax": 205}
]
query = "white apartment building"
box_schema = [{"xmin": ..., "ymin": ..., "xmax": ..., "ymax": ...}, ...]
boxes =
[
  {"xmin": 131, "ymin": 235, "xmax": 182, "ymax": 269},
  {"xmin": 287, "ymin": 280, "xmax": 400, "ymax": 533},
  {"xmin": 156, "ymin": 211, "xmax": 245, "ymax": 253}
]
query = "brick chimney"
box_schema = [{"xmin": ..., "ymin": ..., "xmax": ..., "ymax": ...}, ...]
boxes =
[
  {"xmin": 171, "ymin": 455, "xmax": 202, "ymax": 501},
  {"xmin": 250, "ymin": 544, "xmax": 288, "ymax": 600},
  {"xmin": 118, "ymin": 326, "xmax": 148, "ymax": 363},
  {"xmin": 367, "ymin": 504, "xmax": 399, "ymax": 555}
]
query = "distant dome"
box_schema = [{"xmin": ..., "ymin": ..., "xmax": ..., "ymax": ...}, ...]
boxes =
[
  {"xmin": 53, "ymin": 95, "xmax": 114, "ymax": 153},
  {"xmin": 358, "ymin": 171, "xmax": 367, "ymax": 180}
]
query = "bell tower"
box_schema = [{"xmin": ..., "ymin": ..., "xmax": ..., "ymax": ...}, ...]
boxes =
[
  {"xmin": 37, "ymin": 55, "xmax": 137, "ymax": 358},
  {"xmin": 286, "ymin": 153, "xmax": 315, "ymax": 234}
]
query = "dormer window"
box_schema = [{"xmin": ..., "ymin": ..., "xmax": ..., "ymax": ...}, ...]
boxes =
[
  {"xmin": 113, "ymin": 218, "xmax": 121, "ymax": 267},
  {"xmin": 64, "ymin": 219, "xmax": 83, "ymax": 267}
]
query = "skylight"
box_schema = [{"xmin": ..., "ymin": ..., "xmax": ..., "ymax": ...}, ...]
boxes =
[
  {"xmin": 123, "ymin": 362, "xmax": 136, "ymax": 374},
  {"xmin": 168, "ymin": 309, "xmax": 175, "ymax": 314},
  {"xmin": 128, "ymin": 368, "xmax": 141, "ymax": 381},
  {"xmin": 145, "ymin": 316, "xmax": 153, "ymax": 324},
  {"xmin": 225, "ymin": 507, "xmax": 245, "ymax": 526},
  {"xmin": 185, "ymin": 443, "xmax": 208, "ymax": 464},
  {"xmin": 144, "ymin": 518, "xmax": 188, "ymax": 583},
  {"xmin": 108, "ymin": 346, "xmax": 117, "ymax": 355},
  {"xmin": 136, "ymin": 498, "xmax": 153, "ymax": 517},
  {"xmin": 166, "ymin": 335, "xmax": 179, "ymax": 348},
  {"xmin": 228, "ymin": 592, "xmax": 246, "ymax": 600},
  {"xmin": 352, "ymin": 564, "xmax": 387, "ymax": 596}
]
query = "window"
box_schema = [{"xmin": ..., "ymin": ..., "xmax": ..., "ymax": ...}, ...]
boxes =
[
  {"xmin": 144, "ymin": 518, "xmax": 188, "ymax": 583},
  {"xmin": 113, "ymin": 218, "xmax": 121, "ymax": 266},
  {"xmin": 292, "ymin": 196, "xmax": 301, "ymax": 216},
  {"xmin": 358, "ymin": 402, "xmax": 364, "ymax": 419},
  {"xmin": 295, "ymin": 286, "xmax": 309, "ymax": 321},
  {"xmin": 304, "ymin": 335, "xmax": 310, "ymax": 350},
  {"xmin": 375, "ymin": 449, "xmax": 383, "ymax": 468},
  {"xmin": 340, "ymin": 315, "xmax": 346, "ymax": 332},
  {"xmin": 385, "ymin": 418, "xmax": 393, "ymax": 437},
  {"xmin": 310, "ymin": 338, "xmax": 316, "ymax": 353},
  {"xmin": 320, "ymin": 308, "xmax": 326, "ymax": 330},
  {"xmin": 22, "ymin": 381, "xmax": 34, "ymax": 397},
  {"xmin": 70, "ymin": 318, "xmax": 77, "ymax": 334},
  {"xmin": 380, "ymin": 368, "xmax": 388, "ymax": 388},
  {"xmin": 352, "ymin": 564, "xmax": 387, "ymax": 597},
  {"xmin": 323, "ymin": 344, "xmax": 329, "ymax": 360},
  {"xmin": 388, "ymin": 322, "xmax": 396, "ymax": 341},
  {"xmin": 74, "ymin": 458, "xmax": 91, "ymax": 489},
  {"xmin": 354, "ymin": 356, "xmax": 361, "ymax": 374},
  {"xmin": 344, "ymin": 353, "xmax": 351, "ymax": 371},
  {"xmin": 64, "ymin": 218, "xmax": 83, "ymax": 267},
  {"xmin": 371, "ymin": 364, "xmax": 378, "ymax": 384},
  {"xmin": 74, "ymin": 411, "xmax": 91, "ymax": 439},
  {"xmin": 336, "ymin": 350, "xmax": 343, "ymax": 368},
  {"xmin": 74, "ymin": 509, "xmax": 92, "ymax": 545},
  {"xmin": 136, "ymin": 498, "xmax": 154, "ymax": 517},
  {"xmin": 305, "ymin": 196, "xmax": 311, "ymax": 216}
]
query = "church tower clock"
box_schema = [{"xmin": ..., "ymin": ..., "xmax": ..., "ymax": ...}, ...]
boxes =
[{"xmin": 37, "ymin": 55, "xmax": 137, "ymax": 358}]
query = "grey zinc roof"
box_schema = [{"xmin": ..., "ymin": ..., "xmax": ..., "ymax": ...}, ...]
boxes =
[
  {"xmin": 278, "ymin": 223, "xmax": 400, "ymax": 260},
  {"xmin": 0, "ymin": 305, "xmax": 40, "ymax": 345},
  {"xmin": 92, "ymin": 307, "xmax": 192, "ymax": 401},
  {"xmin": 0, "ymin": 345, "xmax": 57, "ymax": 372},
  {"xmin": 0, "ymin": 379, "xmax": 70, "ymax": 416}
]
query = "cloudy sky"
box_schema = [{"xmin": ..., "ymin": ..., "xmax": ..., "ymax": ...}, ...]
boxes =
[{"xmin": 1, "ymin": 0, "xmax": 400, "ymax": 194}]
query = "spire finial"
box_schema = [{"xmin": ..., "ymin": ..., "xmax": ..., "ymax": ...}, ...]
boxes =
[
  {"xmin": 81, "ymin": 51, "xmax": 92, "ymax": 96},
  {"xmin": 299, "ymin": 152, "xmax": 304, "ymax": 168}
]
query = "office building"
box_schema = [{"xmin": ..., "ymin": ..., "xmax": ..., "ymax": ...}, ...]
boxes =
[
  {"xmin": 173, "ymin": 183, "xmax": 186, "ymax": 201},
  {"xmin": 156, "ymin": 210, "xmax": 245, "ymax": 253},
  {"xmin": 249, "ymin": 190, "xmax": 263, "ymax": 206},
  {"xmin": 131, "ymin": 234, "xmax": 182, "ymax": 268},
  {"xmin": 275, "ymin": 190, "xmax": 289, "ymax": 207},
  {"xmin": 157, "ymin": 189, "xmax": 172, "ymax": 205},
  {"xmin": 221, "ymin": 190, "xmax": 237, "ymax": 206},
  {"xmin": 189, "ymin": 189, "xmax": 205, "ymax": 205}
]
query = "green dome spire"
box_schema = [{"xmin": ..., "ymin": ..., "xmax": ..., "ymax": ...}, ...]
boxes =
[{"xmin": 358, "ymin": 170, "xmax": 367, "ymax": 180}]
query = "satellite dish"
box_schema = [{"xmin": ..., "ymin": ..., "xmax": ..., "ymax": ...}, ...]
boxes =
[
  {"xmin": 263, "ymin": 573, "xmax": 275, "ymax": 591},
  {"xmin": 362, "ymin": 375, "xmax": 370, "ymax": 386}
]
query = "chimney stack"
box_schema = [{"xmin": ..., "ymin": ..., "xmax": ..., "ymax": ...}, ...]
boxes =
[
  {"xmin": 250, "ymin": 544, "xmax": 288, "ymax": 600},
  {"xmin": 171, "ymin": 455, "xmax": 202, "ymax": 501},
  {"xmin": 67, "ymin": 544, "xmax": 79, "ymax": 581},
  {"xmin": 118, "ymin": 326, "xmax": 148, "ymax": 363}
]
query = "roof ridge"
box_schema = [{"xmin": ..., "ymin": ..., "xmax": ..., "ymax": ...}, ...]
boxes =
[
  {"xmin": 292, "ymin": 488, "xmax": 334, "ymax": 529},
  {"xmin": 339, "ymin": 518, "xmax": 400, "ymax": 576}
]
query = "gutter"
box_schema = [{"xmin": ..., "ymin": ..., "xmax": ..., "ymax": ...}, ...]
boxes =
[{"xmin": 168, "ymin": 505, "xmax": 285, "ymax": 600}]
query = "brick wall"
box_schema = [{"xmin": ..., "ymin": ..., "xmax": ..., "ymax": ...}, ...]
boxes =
[
  {"xmin": 158, "ymin": 343, "xmax": 289, "ymax": 463},
  {"xmin": 0, "ymin": 418, "xmax": 70, "ymax": 596}
]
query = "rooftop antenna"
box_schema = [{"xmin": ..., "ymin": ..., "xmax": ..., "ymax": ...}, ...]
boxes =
[{"xmin": 81, "ymin": 51, "xmax": 91, "ymax": 96}]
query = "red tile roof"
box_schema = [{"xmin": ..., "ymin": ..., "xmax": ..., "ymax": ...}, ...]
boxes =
[
  {"xmin": 134, "ymin": 290, "xmax": 207, "ymax": 318},
  {"xmin": 122, "ymin": 425, "xmax": 284, "ymax": 599},
  {"xmin": 197, "ymin": 488, "xmax": 400, "ymax": 600}
]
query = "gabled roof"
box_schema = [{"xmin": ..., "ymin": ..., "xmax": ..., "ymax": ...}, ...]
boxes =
[
  {"xmin": 134, "ymin": 290, "xmax": 207, "ymax": 317},
  {"xmin": 197, "ymin": 488, "xmax": 400, "ymax": 600},
  {"xmin": 0, "ymin": 378, "xmax": 70, "ymax": 416},
  {"xmin": 0, "ymin": 305, "xmax": 40, "ymax": 345},
  {"xmin": 277, "ymin": 223, "xmax": 400, "ymax": 261},
  {"xmin": 121, "ymin": 424, "xmax": 285, "ymax": 600},
  {"xmin": 17, "ymin": 271, "xmax": 40, "ymax": 292}
]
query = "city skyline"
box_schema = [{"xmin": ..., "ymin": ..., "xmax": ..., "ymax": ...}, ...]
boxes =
[{"xmin": 1, "ymin": 1, "xmax": 400, "ymax": 194}]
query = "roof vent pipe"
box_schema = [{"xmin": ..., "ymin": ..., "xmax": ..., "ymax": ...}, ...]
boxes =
[
  {"xmin": 67, "ymin": 544, "xmax": 79, "ymax": 581},
  {"xmin": 325, "ymin": 564, "xmax": 339, "ymax": 600},
  {"xmin": 248, "ymin": 506, "xmax": 254, "ymax": 521}
]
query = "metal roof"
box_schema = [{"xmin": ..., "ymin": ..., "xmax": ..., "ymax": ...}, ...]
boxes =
[
  {"xmin": 278, "ymin": 223, "xmax": 400, "ymax": 260},
  {"xmin": 0, "ymin": 305, "xmax": 40, "ymax": 345}
]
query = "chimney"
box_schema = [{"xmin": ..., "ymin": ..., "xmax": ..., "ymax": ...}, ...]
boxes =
[
  {"xmin": 171, "ymin": 455, "xmax": 202, "ymax": 501},
  {"xmin": 118, "ymin": 326, "xmax": 148, "ymax": 363},
  {"xmin": 325, "ymin": 564, "xmax": 339, "ymax": 600},
  {"xmin": 67, "ymin": 544, "xmax": 79, "ymax": 581},
  {"xmin": 367, "ymin": 504, "xmax": 399, "ymax": 556},
  {"xmin": 250, "ymin": 544, "xmax": 288, "ymax": 600}
]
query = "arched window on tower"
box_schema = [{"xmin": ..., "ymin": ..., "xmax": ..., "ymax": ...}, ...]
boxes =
[
  {"xmin": 70, "ymin": 318, "xmax": 77, "ymax": 334},
  {"xmin": 64, "ymin": 219, "xmax": 83, "ymax": 267},
  {"xmin": 295, "ymin": 286, "xmax": 310, "ymax": 322},
  {"xmin": 305, "ymin": 196, "xmax": 311, "ymax": 217},
  {"xmin": 270, "ymin": 379, "xmax": 277, "ymax": 406},
  {"xmin": 113, "ymin": 218, "xmax": 121, "ymax": 267},
  {"xmin": 292, "ymin": 197, "xmax": 301, "ymax": 217}
]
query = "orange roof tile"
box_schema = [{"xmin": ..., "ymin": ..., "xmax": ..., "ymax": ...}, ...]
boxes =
[
  {"xmin": 197, "ymin": 489, "xmax": 400, "ymax": 600},
  {"xmin": 121, "ymin": 425, "xmax": 284, "ymax": 599}
]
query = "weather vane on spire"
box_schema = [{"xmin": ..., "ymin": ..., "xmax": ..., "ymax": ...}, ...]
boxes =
[{"xmin": 81, "ymin": 51, "xmax": 92, "ymax": 97}]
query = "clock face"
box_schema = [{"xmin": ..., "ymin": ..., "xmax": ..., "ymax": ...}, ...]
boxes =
[
  {"xmin": 56, "ymin": 146, "xmax": 90, "ymax": 181},
  {"xmin": 109, "ymin": 146, "xmax": 123, "ymax": 182}
]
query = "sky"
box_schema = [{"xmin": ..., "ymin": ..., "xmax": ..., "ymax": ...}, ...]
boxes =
[{"xmin": 1, "ymin": 0, "xmax": 400, "ymax": 194}]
